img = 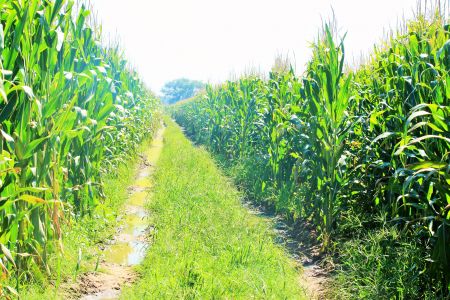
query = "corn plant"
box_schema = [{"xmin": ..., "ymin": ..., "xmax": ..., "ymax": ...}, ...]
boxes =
[
  {"xmin": 359, "ymin": 15, "xmax": 450, "ymax": 289},
  {"xmin": 301, "ymin": 25, "xmax": 354, "ymax": 248},
  {"xmin": 172, "ymin": 15, "xmax": 449, "ymax": 297},
  {"xmin": 0, "ymin": 0, "xmax": 159, "ymax": 292}
]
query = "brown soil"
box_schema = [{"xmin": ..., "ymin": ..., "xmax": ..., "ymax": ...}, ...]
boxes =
[
  {"xmin": 65, "ymin": 125, "xmax": 329, "ymax": 299},
  {"xmin": 64, "ymin": 127, "xmax": 165, "ymax": 300},
  {"xmin": 300, "ymin": 264, "xmax": 329, "ymax": 299},
  {"xmin": 244, "ymin": 201, "xmax": 332, "ymax": 299},
  {"xmin": 66, "ymin": 264, "xmax": 137, "ymax": 300}
]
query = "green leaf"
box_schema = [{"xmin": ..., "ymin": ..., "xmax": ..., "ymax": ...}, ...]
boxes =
[
  {"xmin": 372, "ymin": 132, "xmax": 397, "ymax": 144},
  {"xmin": 406, "ymin": 110, "xmax": 430, "ymax": 127},
  {"xmin": 410, "ymin": 161, "xmax": 447, "ymax": 171},
  {"xmin": 23, "ymin": 136, "xmax": 49, "ymax": 159},
  {"xmin": 19, "ymin": 194, "xmax": 46, "ymax": 204}
]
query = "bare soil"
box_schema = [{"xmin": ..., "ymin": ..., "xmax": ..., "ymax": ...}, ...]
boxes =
[
  {"xmin": 67, "ymin": 264, "xmax": 137, "ymax": 300},
  {"xmin": 66, "ymin": 128, "xmax": 165, "ymax": 300},
  {"xmin": 243, "ymin": 201, "xmax": 332, "ymax": 299},
  {"xmin": 66, "ymin": 126, "xmax": 330, "ymax": 299}
]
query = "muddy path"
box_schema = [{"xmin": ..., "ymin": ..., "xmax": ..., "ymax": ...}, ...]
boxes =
[
  {"xmin": 242, "ymin": 201, "xmax": 331, "ymax": 299},
  {"xmin": 67, "ymin": 124, "xmax": 328, "ymax": 299},
  {"xmin": 69, "ymin": 127, "xmax": 165, "ymax": 300},
  {"xmin": 181, "ymin": 125, "xmax": 331, "ymax": 299}
]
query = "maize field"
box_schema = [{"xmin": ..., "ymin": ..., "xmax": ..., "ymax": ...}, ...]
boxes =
[
  {"xmin": 1, "ymin": 0, "xmax": 449, "ymax": 298},
  {"xmin": 172, "ymin": 16, "xmax": 450, "ymax": 297},
  {"xmin": 0, "ymin": 0, "xmax": 159, "ymax": 294}
]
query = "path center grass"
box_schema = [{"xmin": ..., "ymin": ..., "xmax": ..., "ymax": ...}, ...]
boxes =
[{"xmin": 121, "ymin": 119, "xmax": 304, "ymax": 299}]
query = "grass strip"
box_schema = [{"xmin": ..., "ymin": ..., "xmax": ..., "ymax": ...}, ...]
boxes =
[{"xmin": 121, "ymin": 119, "xmax": 304, "ymax": 299}]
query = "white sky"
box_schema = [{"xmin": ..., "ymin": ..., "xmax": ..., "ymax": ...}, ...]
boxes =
[{"xmin": 91, "ymin": 0, "xmax": 420, "ymax": 94}]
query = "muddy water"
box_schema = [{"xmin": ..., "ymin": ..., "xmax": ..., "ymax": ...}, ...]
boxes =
[
  {"xmin": 102, "ymin": 192, "xmax": 149, "ymax": 266},
  {"xmin": 79, "ymin": 128, "xmax": 165, "ymax": 300}
]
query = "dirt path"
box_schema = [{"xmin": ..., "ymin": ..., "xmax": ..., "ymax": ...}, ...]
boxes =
[
  {"xmin": 273, "ymin": 218, "xmax": 330, "ymax": 299},
  {"xmin": 243, "ymin": 201, "xmax": 330, "ymax": 299},
  {"xmin": 66, "ymin": 124, "xmax": 328, "ymax": 299},
  {"xmin": 69, "ymin": 128, "xmax": 165, "ymax": 300}
]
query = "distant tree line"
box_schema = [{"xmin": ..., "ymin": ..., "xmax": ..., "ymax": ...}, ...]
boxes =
[{"xmin": 161, "ymin": 78, "xmax": 205, "ymax": 104}]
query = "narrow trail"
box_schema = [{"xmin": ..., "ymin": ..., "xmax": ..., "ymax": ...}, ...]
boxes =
[
  {"xmin": 70, "ymin": 127, "xmax": 165, "ymax": 300},
  {"xmin": 243, "ymin": 202, "xmax": 330, "ymax": 299},
  {"xmin": 284, "ymin": 228, "xmax": 330, "ymax": 299},
  {"xmin": 68, "ymin": 120, "xmax": 328, "ymax": 299},
  {"xmin": 119, "ymin": 120, "xmax": 306, "ymax": 299}
]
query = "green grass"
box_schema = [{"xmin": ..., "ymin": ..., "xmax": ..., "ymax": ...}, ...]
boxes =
[
  {"xmin": 171, "ymin": 13, "xmax": 450, "ymax": 298},
  {"xmin": 332, "ymin": 226, "xmax": 433, "ymax": 300},
  {"xmin": 16, "ymin": 137, "xmax": 156, "ymax": 299},
  {"xmin": 121, "ymin": 119, "xmax": 304, "ymax": 299}
]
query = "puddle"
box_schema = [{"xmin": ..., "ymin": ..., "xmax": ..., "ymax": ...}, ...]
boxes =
[
  {"xmin": 103, "ymin": 240, "xmax": 148, "ymax": 266},
  {"xmin": 77, "ymin": 127, "xmax": 165, "ymax": 300},
  {"xmin": 134, "ymin": 177, "xmax": 153, "ymax": 189},
  {"xmin": 128, "ymin": 191, "xmax": 148, "ymax": 207},
  {"xmin": 102, "ymin": 189, "xmax": 150, "ymax": 266},
  {"xmin": 101, "ymin": 128, "xmax": 164, "ymax": 267},
  {"xmin": 120, "ymin": 214, "xmax": 147, "ymax": 236}
]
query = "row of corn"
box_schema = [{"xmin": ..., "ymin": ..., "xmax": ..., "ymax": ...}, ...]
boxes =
[
  {"xmin": 172, "ymin": 16, "xmax": 449, "ymax": 296},
  {"xmin": 0, "ymin": 0, "xmax": 159, "ymax": 294}
]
